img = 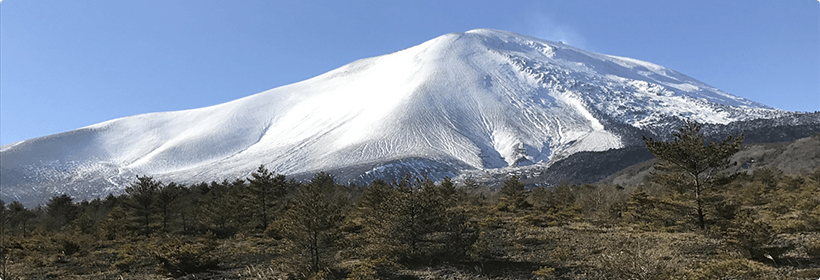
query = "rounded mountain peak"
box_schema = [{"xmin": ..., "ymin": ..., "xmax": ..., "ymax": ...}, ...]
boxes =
[{"xmin": 1, "ymin": 29, "xmax": 784, "ymax": 207}]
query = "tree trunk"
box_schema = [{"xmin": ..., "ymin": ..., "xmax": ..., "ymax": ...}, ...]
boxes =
[
  {"xmin": 162, "ymin": 207, "xmax": 169, "ymax": 233},
  {"xmin": 695, "ymin": 175, "xmax": 706, "ymax": 230},
  {"xmin": 311, "ymin": 230, "xmax": 319, "ymax": 272},
  {"xmin": 697, "ymin": 200, "xmax": 705, "ymax": 230}
]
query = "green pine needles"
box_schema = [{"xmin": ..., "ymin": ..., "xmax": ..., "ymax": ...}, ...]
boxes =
[{"xmin": 643, "ymin": 120, "xmax": 744, "ymax": 230}]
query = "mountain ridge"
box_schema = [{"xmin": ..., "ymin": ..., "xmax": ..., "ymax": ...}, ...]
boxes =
[{"xmin": 0, "ymin": 29, "xmax": 799, "ymax": 206}]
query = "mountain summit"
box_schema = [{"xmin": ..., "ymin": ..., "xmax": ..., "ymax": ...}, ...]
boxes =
[{"xmin": 0, "ymin": 29, "xmax": 785, "ymax": 206}]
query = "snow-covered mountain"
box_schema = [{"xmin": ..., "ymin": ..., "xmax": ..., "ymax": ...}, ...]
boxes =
[{"xmin": 0, "ymin": 29, "xmax": 787, "ymax": 206}]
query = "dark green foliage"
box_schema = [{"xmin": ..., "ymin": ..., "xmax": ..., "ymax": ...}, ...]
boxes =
[
  {"xmin": 175, "ymin": 184, "xmax": 200, "ymax": 234},
  {"xmin": 100, "ymin": 205, "xmax": 128, "ymax": 240},
  {"xmin": 643, "ymin": 120, "xmax": 744, "ymax": 229},
  {"xmin": 125, "ymin": 175, "xmax": 162, "ymax": 235},
  {"xmin": 6, "ymin": 201, "xmax": 35, "ymax": 237},
  {"xmin": 529, "ymin": 183, "xmax": 582, "ymax": 226},
  {"xmin": 201, "ymin": 180, "xmax": 244, "ymax": 237},
  {"xmin": 45, "ymin": 194, "xmax": 78, "ymax": 231},
  {"xmin": 5, "ymin": 157, "xmax": 819, "ymax": 279},
  {"xmin": 395, "ymin": 177, "xmax": 442, "ymax": 260},
  {"xmin": 246, "ymin": 165, "xmax": 288, "ymax": 231},
  {"xmin": 281, "ymin": 172, "xmax": 349, "ymax": 273},
  {"xmin": 351, "ymin": 176, "xmax": 474, "ymax": 264},
  {"xmin": 625, "ymin": 189, "xmax": 655, "ymax": 224},
  {"xmin": 155, "ymin": 182, "xmax": 183, "ymax": 233},
  {"xmin": 393, "ymin": 176, "xmax": 468, "ymax": 262},
  {"xmin": 70, "ymin": 208, "xmax": 97, "ymax": 235},
  {"xmin": 498, "ymin": 176, "xmax": 528, "ymax": 210},
  {"xmin": 352, "ymin": 179, "xmax": 401, "ymax": 260}
]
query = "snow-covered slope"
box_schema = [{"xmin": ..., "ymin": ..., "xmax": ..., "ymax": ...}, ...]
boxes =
[{"xmin": 0, "ymin": 29, "xmax": 784, "ymax": 206}]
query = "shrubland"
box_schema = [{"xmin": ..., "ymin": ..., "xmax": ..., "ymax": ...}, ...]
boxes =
[{"xmin": 1, "ymin": 130, "xmax": 819, "ymax": 279}]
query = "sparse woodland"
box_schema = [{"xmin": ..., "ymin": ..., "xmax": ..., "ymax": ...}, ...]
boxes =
[{"xmin": 1, "ymin": 126, "xmax": 819, "ymax": 279}]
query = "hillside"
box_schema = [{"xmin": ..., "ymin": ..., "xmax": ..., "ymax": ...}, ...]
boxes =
[
  {"xmin": 2, "ymin": 135, "xmax": 818, "ymax": 279},
  {"xmin": 0, "ymin": 29, "xmax": 798, "ymax": 206},
  {"xmin": 604, "ymin": 132, "xmax": 820, "ymax": 187}
]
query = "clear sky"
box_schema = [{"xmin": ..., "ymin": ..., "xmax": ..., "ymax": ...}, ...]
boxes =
[{"xmin": 1, "ymin": 0, "xmax": 818, "ymax": 146}]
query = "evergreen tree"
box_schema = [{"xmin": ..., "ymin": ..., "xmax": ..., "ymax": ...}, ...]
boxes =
[
  {"xmin": 643, "ymin": 120, "xmax": 743, "ymax": 230},
  {"xmin": 125, "ymin": 175, "xmax": 162, "ymax": 235},
  {"xmin": 246, "ymin": 165, "xmax": 287, "ymax": 230},
  {"xmin": 45, "ymin": 194, "xmax": 78, "ymax": 231},
  {"xmin": 428, "ymin": 177, "xmax": 473, "ymax": 260},
  {"xmin": 284, "ymin": 173, "xmax": 349, "ymax": 273},
  {"xmin": 6, "ymin": 201, "xmax": 35, "ymax": 237},
  {"xmin": 354, "ymin": 179, "xmax": 401, "ymax": 259},
  {"xmin": 624, "ymin": 189, "xmax": 656, "ymax": 225},
  {"xmin": 551, "ymin": 182, "xmax": 577, "ymax": 208},
  {"xmin": 395, "ymin": 177, "xmax": 428, "ymax": 260},
  {"xmin": 391, "ymin": 176, "xmax": 451, "ymax": 261},
  {"xmin": 498, "ymin": 176, "xmax": 528, "ymax": 210},
  {"xmin": 428, "ymin": 177, "xmax": 460, "ymax": 207},
  {"xmin": 100, "ymin": 205, "xmax": 129, "ymax": 240},
  {"xmin": 223, "ymin": 178, "xmax": 254, "ymax": 230},
  {"xmin": 71, "ymin": 199, "xmax": 103, "ymax": 234},
  {"xmin": 529, "ymin": 186, "xmax": 552, "ymax": 213},
  {"xmin": 726, "ymin": 208, "xmax": 777, "ymax": 261},
  {"xmin": 529, "ymin": 183, "xmax": 582, "ymax": 225},
  {"xmin": 354, "ymin": 177, "xmax": 461, "ymax": 262},
  {"xmin": 202, "ymin": 180, "xmax": 243, "ymax": 237},
  {"xmin": 156, "ymin": 182, "xmax": 183, "ymax": 233},
  {"xmin": 179, "ymin": 182, "xmax": 207, "ymax": 234}
]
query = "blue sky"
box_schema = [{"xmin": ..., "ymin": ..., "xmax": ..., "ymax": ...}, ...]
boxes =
[{"xmin": 1, "ymin": 0, "xmax": 818, "ymax": 146}]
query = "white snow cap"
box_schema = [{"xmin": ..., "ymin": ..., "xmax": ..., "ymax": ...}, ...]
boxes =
[{"xmin": 0, "ymin": 29, "xmax": 783, "ymax": 206}]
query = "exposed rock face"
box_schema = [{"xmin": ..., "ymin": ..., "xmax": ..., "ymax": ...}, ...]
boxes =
[{"xmin": 0, "ymin": 29, "xmax": 791, "ymax": 206}]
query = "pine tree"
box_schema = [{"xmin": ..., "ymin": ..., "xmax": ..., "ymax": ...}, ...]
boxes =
[
  {"xmin": 71, "ymin": 200, "xmax": 100, "ymax": 234},
  {"xmin": 156, "ymin": 182, "xmax": 183, "ymax": 233},
  {"xmin": 201, "ymin": 180, "xmax": 243, "ymax": 237},
  {"xmin": 390, "ymin": 176, "xmax": 453, "ymax": 261},
  {"xmin": 246, "ymin": 165, "xmax": 287, "ymax": 230},
  {"xmin": 45, "ymin": 194, "xmax": 78, "ymax": 231},
  {"xmin": 395, "ymin": 177, "xmax": 428, "ymax": 260},
  {"xmin": 643, "ymin": 120, "xmax": 743, "ymax": 230},
  {"xmin": 355, "ymin": 179, "xmax": 400, "ymax": 259},
  {"xmin": 125, "ymin": 175, "xmax": 162, "ymax": 235},
  {"xmin": 498, "ymin": 176, "xmax": 528, "ymax": 210},
  {"xmin": 355, "ymin": 177, "xmax": 459, "ymax": 262},
  {"xmin": 179, "ymin": 182, "xmax": 211, "ymax": 234},
  {"xmin": 6, "ymin": 201, "xmax": 35, "ymax": 237},
  {"xmin": 428, "ymin": 177, "xmax": 459, "ymax": 207},
  {"xmin": 624, "ymin": 189, "xmax": 656, "ymax": 225},
  {"xmin": 428, "ymin": 177, "xmax": 473, "ymax": 261},
  {"xmin": 100, "ymin": 205, "xmax": 129, "ymax": 240},
  {"xmin": 284, "ymin": 173, "xmax": 349, "ymax": 273}
]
